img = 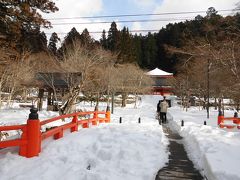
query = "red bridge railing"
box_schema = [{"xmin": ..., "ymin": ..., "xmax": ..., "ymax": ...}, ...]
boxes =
[
  {"xmin": 218, "ymin": 111, "xmax": 240, "ymax": 129},
  {"xmin": 0, "ymin": 106, "xmax": 110, "ymax": 158}
]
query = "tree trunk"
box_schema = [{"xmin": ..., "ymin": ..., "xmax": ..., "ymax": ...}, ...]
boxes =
[
  {"xmin": 22, "ymin": 87, "xmax": 28, "ymax": 103},
  {"xmin": 214, "ymin": 97, "xmax": 217, "ymax": 110},
  {"xmin": 0, "ymin": 83, "xmax": 2, "ymax": 108},
  {"xmin": 37, "ymin": 89, "xmax": 44, "ymax": 111},
  {"xmin": 96, "ymin": 92, "xmax": 99, "ymax": 108},
  {"xmin": 134, "ymin": 93, "xmax": 138, "ymax": 108},
  {"xmin": 7, "ymin": 86, "xmax": 15, "ymax": 107},
  {"xmin": 121, "ymin": 92, "xmax": 127, "ymax": 107},
  {"xmin": 217, "ymin": 98, "xmax": 222, "ymax": 112},
  {"xmin": 111, "ymin": 92, "xmax": 114, "ymax": 114},
  {"xmin": 107, "ymin": 86, "xmax": 110, "ymax": 106},
  {"xmin": 60, "ymin": 89, "xmax": 79, "ymax": 116}
]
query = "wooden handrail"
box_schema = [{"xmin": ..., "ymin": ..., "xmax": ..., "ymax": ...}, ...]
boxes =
[
  {"xmin": 0, "ymin": 107, "xmax": 111, "ymax": 158},
  {"xmin": 218, "ymin": 113, "xmax": 240, "ymax": 129},
  {"xmin": 0, "ymin": 124, "xmax": 26, "ymax": 131},
  {"xmin": 222, "ymin": 117, "xmax": 239, "ymax": 121}
]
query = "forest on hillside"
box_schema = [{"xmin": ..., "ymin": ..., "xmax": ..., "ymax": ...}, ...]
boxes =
[
  {"xmin": 0, "ymin": 1, "xmax": 240, "ymax": 111},
  {"xmin": 1, "ymin": 5, "xmax": 240, "ymax": 73}
]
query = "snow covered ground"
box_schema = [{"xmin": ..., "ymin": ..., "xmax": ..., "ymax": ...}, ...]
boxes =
[
  {"xmin": 0, "ymin": 95, "xmax": 240, "ymax": 180},
  {"xmin": 0, "ymin": 95, "xmax": 168, "ymax": 180},
  {"xmin": 168, "ymin": 106, "xmax": 240, "ymax": 180}
]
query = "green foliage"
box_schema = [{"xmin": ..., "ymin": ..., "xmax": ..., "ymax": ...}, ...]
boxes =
[
  {"xmin": 97, "ymin": 8, "xmax": 240, "ymax": 74},
  {"xmin": 80, "ymin": 28, "xmax": 93, "ymax": 46},
  {"xmin": 100, "ymin": 30, "xmax": 108, "ymax": 49},
  {"xmin": 0, "ymin": 0, "xmax": 58, "ymax": 47},
  {"xmin": 48, "ymin": 32, "xmax": 60, "ymax": 56},
  {"xmin": 107, "ymin": 22, "xmax": 120, "ymax": 51},
  {"xmin": 57, "ymin": 27, "xmax": 81, "ymax": 58}
]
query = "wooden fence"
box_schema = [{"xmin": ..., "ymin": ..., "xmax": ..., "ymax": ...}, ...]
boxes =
[
  {"xmin": 218, "ymin": 111, "xmax": 240, "ymax": 129},
  {"xmin": 0, "ymin": 107, "xmax": 110, "ymax": 158}
]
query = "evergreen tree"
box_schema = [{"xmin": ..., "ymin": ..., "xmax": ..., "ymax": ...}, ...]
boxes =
[
  {"xmin": 80, "ymin": 28, "xmax": 93, "ymax": 46},
  {"xmin": 206, "ymin": 7, "xmax": 218, "ymax": 18},
  {"xmin": 142, "ymin": 32, "xmax": 158, "ymax": 68},
  {"xmin": 100, "ymin": 30, "xmax": 108, "ymax": 49},
  {"xmin": 107, "ymin": 22, "xmax": 120, "ymax": 51},
  {"xmin": 39, "ymin": 32, "xmax": 48, "ymax": 51},
  {"xmin": 64, "ymin": 27, "xmax": 81, "ymax": 46},
  {"xmin": 132, "ymin": 34, "xmax": 142, "ymax": 67},
  {"xmin": 118, "ymin": 27, "xmax": 136, "ymax": 63},
  {"xmin": 0, "ymin": 0, "xmax": 58, "ymax": 46},
  {"xmin": 18, "ymin": 26, "xmax": 48, "ymax": 53},
  {"xmin": 58, "ymin": 27, "xmax": 81, "ymax": 57},
  {"xmin": 48, "ymin": 32, "xmax": 60, "ymax": 56}
]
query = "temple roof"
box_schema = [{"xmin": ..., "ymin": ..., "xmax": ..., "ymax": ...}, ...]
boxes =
[{"xmin": 147, "ymin": 68, "xmax": 173, "ymax": 76}]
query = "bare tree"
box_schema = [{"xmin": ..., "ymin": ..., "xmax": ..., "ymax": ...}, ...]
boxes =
[
  {"xmin": 3, "ymin": 51, "xmax": 34, "ymax": 107},
  {"xmin": 113, "ymin": 64, "xmax": 153, "ymax": 107},
  {"xmin": 167, "ymin": 32, "xmax": 240, "ymax": 111},
  {"xmin": 59, "ymin": 42, "xmax": 116, "ymax": 114}
]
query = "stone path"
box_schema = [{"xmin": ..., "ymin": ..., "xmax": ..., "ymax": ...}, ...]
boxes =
[{"xmin": 155, "ymin": 124, "xmax": 205, "ymax": 180}]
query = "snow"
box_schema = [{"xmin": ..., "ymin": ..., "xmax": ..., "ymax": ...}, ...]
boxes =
[
  {"xmin": 168, "ymin": 105, "xmax": 240, "ymax": 180},
  {"xmin": 0, "ymin": 95, "xmax": 169, "ymax": 180},
  {"xmin": 146, "ymin": 68, "xmax": 173, "ymax": 76},
  {"xmin": 1, "ymin": 95, "xmax": 240, "ymax": 180}
]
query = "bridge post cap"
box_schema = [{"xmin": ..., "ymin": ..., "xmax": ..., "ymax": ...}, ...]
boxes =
[
  {"xmin": 234, "ymin": 112, "xmax": 238, "ymax": 117},
  {"xmin": 29, "ymin": 108, "xmax": 39, "ymax": 120}
]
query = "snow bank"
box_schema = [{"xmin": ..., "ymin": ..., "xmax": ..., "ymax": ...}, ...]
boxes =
[{"xmin": 168, "ymin": 106, "xmax": 240, "ymax": 180}]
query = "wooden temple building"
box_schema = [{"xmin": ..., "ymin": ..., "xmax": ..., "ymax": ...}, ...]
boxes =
[{"xmin": 147, "ymin": 68, "xmax": 174, "ymax": 96}]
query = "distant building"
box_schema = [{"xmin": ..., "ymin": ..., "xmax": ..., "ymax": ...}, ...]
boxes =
[
  {"xmin": 147, "ymin": 68, "xmax": 173, "ymax": 95},
  {"xmin": 35, "ymin": 72, "xmax": 81, "ymax": 111}
]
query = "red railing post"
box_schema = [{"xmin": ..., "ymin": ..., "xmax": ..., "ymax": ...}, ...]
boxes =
[
  {"xmin": 92, "ymin": 112, "xmax": 97, "ymax": 126},
  {"xmin": 25, "ymin": 108, "xmax": 41, "ymax": 158},
  {"xmin": 71, "ymin": 115, "xmax": 78, "ymax": 132},
  {"xmin": 218, "ymin": 110, "xmax": 224, "ymax": 128},
  {"xmin": 54, "ymin": 128, "xmax": 63, "ymax": 139},
  {"xmin": 82, "ymin": 122, "xmax": 89, "ymax": 128},
  {"xmin": 105, "ymin": 106, "xmax": 111, "ymax": 123},
  {"xmin": 233, "ymin": 112, "xmax": 238, "ymax": 124},
  {"xmin": 93, "ymin": 106, "xmax": 98, "ymax": 124},
  {"xmin": 92, "ymin": 106, "xmax": 98, "ymax": 125}
]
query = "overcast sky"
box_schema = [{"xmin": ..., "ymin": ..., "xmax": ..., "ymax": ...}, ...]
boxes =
[{"xmin": 42, "ymin": 0, "xmax": 239, "ymax": 41}]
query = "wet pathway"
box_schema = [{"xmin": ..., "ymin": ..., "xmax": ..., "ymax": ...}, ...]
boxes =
[{"xmin": 155, "ymin": 124, "xmax": 204, "ymax": 180}]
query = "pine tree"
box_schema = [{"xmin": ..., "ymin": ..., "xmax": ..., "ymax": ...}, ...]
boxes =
[
  {"xmin": 118, "ymin": 27, "xmax": 136, "ymax": 63},
  {"xmin": 39, "ymin": 32, "xmax": 48, "ymax": 51},
  {"xmin": 107, "ymin": 22, "xmax": 120, "ymax": 51},
  {"xmin": 206, "ymin": 7, "xmax": 218, "ymax": 18},
  {"xmin": 18, "ymin": 26, "xmax": 48, "ymax": 53},
  {"xmin": 48, "ymin": 32, "xmax": 60, "ymax": 56},
  {"xmin": 0, "ymin": 0, "xmax": 58, "ymax": 45},
  {"xmin": 80, "ymin": 28, "xmax": 92, "ymax": 46},
  {"xmin": 100, "ymin": 30, "xmax": 108, "ymax": 49},
  {"xmin": 142, "ymin": 32, "xmax": 158, "ymax": 68},
  {"xmin": 58, "ymin": 27, "xmax": 81, "ymax": 57},
  {"xmin": 132, "ymin": 34, "xmax": 142, "ymax": 67}
]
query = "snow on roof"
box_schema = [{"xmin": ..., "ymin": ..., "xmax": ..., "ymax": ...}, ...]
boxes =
[{"xmin": 147, "ymin": 68, "xmax": 173, "ymax": 76}]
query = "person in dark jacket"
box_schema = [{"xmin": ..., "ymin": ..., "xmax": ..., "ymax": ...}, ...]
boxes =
[{"xmin": 156, "ymin": 100, "xmax": 161, "ymax": 124}]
